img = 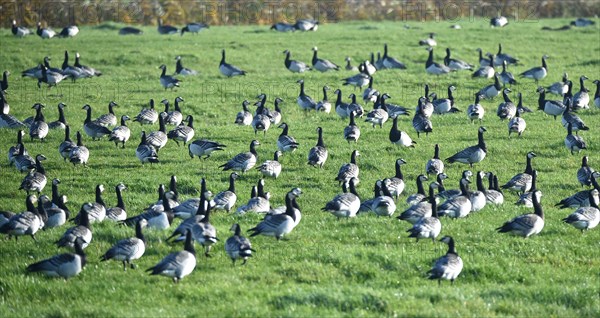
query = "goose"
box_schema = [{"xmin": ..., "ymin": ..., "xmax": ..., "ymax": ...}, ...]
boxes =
[
  {"xmin": 345, "ymin": 57, "xmax": 358, "ymax": 71},
  {"xmin": 501, "ymin": 151, "xmax": 536, "ymax": 193},
  {"xmin": 29, "ymin": 103, "xmax": 49, "ymax": 142},
  {"xmin": 95, "ymin": 101, "xmax": 118, "ymax": 127},
  {"xmin": 412, "ymin": 97, "xmax": 433, "ymax": 137},
  {"xmin": 71, "ymin": 184, "xmax": 106, "ymax": 224},
  {"xmin": 219, "ymin": 49, "xmax": 246, "ymax": 77},
  {"xmin": 251, "ymin": 104, "xmax": 271, "ymax": 136},
  {"xmin": 106, "ymin": 183, "xmax": 128, "ymax": 221},
  {"xmin": 472, "ymin": 54, "xmax": 495, "ymax": 79},
  {"xmin": 565, "ymin": 123, "xmax": 587, "ymax": 155},
  {"xmin": 13, "ymin": 141, "xmax": 35, "ymax": 172},
  {"xmin": 362, "ymin": 77, "xmax": 378, "ymax": 104},
  {"xmin": 336, "ymin": 150, "xmax": 360, "ymax": 187},
  {"xmin": 426, "ymin": 144, "xmax": 444, "ymax": 175},
  {"xmin": 122, "ymin": 192, "xmax": 174, "ymax": 230},
  {"xmin": 570, "ymin": 18, "xmax": 596, "ymax": 27},
  {"xmin": 257, "ymin": 151, "xmax": 283, "ymax": 178},
  {"xmin": 270, "ymin": 22, "xmax": 295, "ymax": 32},
  {"xmin": 316, "ymin": 86, "xmax": 332, "ymax": 113},
  {"xmin": 344, "ymin": 111, "xmax": 361, "ymax": 143},
  {"xmin": 425, "ymin": 47, "xmax": 451, "ymax": 75},
  {"xmin": 389, "ymin": 116, "xmax": 416, "ymax": 148},
  {"xmin": 578, "ymin": 156, "xmax": 595, "ymax": 187},
  {"xmin": 48, "ymin": 102, "xmax": 68, "ymax": 129},
  {"xmin": 520, "ymin": 55, "xmax": 548, "ymax": 83},
  {"xmin": 342, "ymin": 72, "xmax": 370, "ymax": 89},
  {"xmin": 572, "ymin": 75, "xmax": 590, "ymax": 110},
  {"xmin": 136, "ymin": 131, "xmax": 159, "ymax": 164},
  {"xmin": 147, "ymin": 229, "xmax": 196, "ymax": 283},
  {"xmin": 158, "ymin": 65, "xmax": 180, "ymax": 90},
  {"xmin": 108, "ymin": 115, "xmax": 131, "ymax": 148},
  {"xmin": 170, "ymin": 188, "xmax": 208, "ymax": 237},
  {"xmin": 1, "ymin": 70, "xmax": 9, "ymax": 93},
  {"xmin": 119, "ymin": 27, "xmax": 143, "ymax": 35},
  {"xmin": 515, "ymin": 170, "xmax": 540, "ymax": 208},
  {"xmin": 407, "ymin": 182, "xmax": 441, "ymax": 242},
  {"xmin": 398, "ymin": 177, "xmax": 432, "ymax": 224},
  {"xmin": 516, "ymin": 92, "xmax": 533, "ymax": 114},
  {"xmin": 57, "ymin": 203, "xmax": 93, "ymax": 249},
  {"xmin": 185, "ymin": 198, "xmax": 218, "ymax": 257},
  {"xmin": 27, "ymin": 237, "xmax": 86, "ymax": 279},
  {"xmin": 593, "ymin": 80, "xmax": 600, "ymax": 108},
  {"xmin": 470, "ymin": 171, "xmax": 488, "ymax": 212},
  {"xmin": 82, "ymin": 104, "xmax": 111, "ymax": 140},
  {"xmin": 322, "ymin": 178, "xmax": 360, "ymax": 219},
  {"xmin": 211, "ymin": 173, "xmax": 239, "ymax": 212},
  {"xmin": 36, "ymin": 22, "xmax": 55, "ymax": 38},
  {"xmin": 146, "ymin": 113, "xmax": 168, "ymax": 151},
  {"xmin": 11, "ymin": 20, "xmax": 31, "ymax": 37},
  {"xmin": 536, "ymin": 87, "xmax": 566, "ymax": 119},
  {"xmin": 19, "ymin": 154, "xmax": 47, "ymax": 195},
  {"xmin": 37, "ymin": 64, "xmax": 68, "ymax": 88},
  {"xmin": 467, "ymin": 94, "xmax": 485, "ymax": 123},
  {"xmin": 134, "ymin": 99, "xmax": 159, "ymax": 125},
  {"xmin": 562, "ymin": 189, "xmax": 600, "ymax": 232},
  {"xmin": 268, "ymin": 97, "xmax": 283, "ymax": 124},
  {"xmin": 444, "ymin": 48, "xmax": 473, "ymax": 71},
  {"xmin": 308, "ymin": 127, "xmax": 328, "ymax": 168},
  {"xmin": 405, "ymin": 174, "xmax": 429, "ymax": 206},
  {"xmin": 417, "ymin": 85, "xmax": 434, "ymax": 118},
  {"xmin": 360, "ymin": 180, "xmax": 383, "ymax": 213},
  {"xmin": 174, "ymin": 56, "xmax": 198, "ymax": 76},
  {"xmin": 235, "ymin": 100, "xmax": 253, "ymax": 125},
  {"xmin": 188, "ymin": 139, "xmax": 226, "ymax": 159},
  {"xmin": 497, "ymin": 88, "xmax": 517, "ymax": 120},
  {"xmin": 387, "ymin": 158, "xmax": 407, "ymax": 201},
  {"xmin": 277, "ymin": 122, "xmax": 299, "ymax": 153},
  {"xmin": 360, "ymin": 59, "xmax": 377, "ymax": 76},
  {"xmin": 490, "ymin": 16, "xmax": 508, "ymax": 27},
  {"xmin": 236, "ymin": 184, "xmax": 271, "ymax": 215},
  {"xmin": 74, "ymin": 53, "xmax": 102, "ymax": 77},
  {"xmin": 220, "ymin": 140, "xmax": 260, "ymax": 173},
  {"xmin": 499, "ymin": 60, "xmax": 517, "ymax": 86},
  {"xmin": 167, "ymin": 115, "xmax": 195, "ymax": 146},
  {"xmin": 478, "ymin": 74, "xmax": 503, "ymax": 99},
  {"xmin": 556, "ymin": 172, "xmax": 600, "ymax": 209},
  {"xmin": 428, "ymin": 236, "xmax": 464, "ymax": 285},
  {"xmin": 508, "ymin": 108, "xmax": 526, "ymax": 137},
  {"xmin": 225, "ymin": 224, "xmax": 254, "ymax": 265},
  {"xmin": 294, "ymin": 19, "xmax": 319, "ymax": 31},
  {"xmin": 430, "ymin": 86, "xmax": 459, "ymax": 114},
  {"xmin": 101, "ymin": 219, "xmax": 146, "ymax": 270},
  {"xmin": 57, "ymin": 126, "xmax": 76, "ymax": 161},
  {"xmin": 547, "ymin": 73, "xmax": 569, "ymax": 95},
  {"xmin": 419, "ymin": 33, "xmax": 437, "ymax": 46},
  {"xmin": 248, "ymin": 188, "xmax": 301, "ymax": 240},
  {"xmin": 8, "ymin": 130, "xmax": 27, "ymax": 164},
  {"xmin": 283, "ymin": 49, "xmax": 312, "ymax": 73},
  {"xmin": 497, "ymin": 190, "xmax": 544, "ymax": 238},
  {"xmin": 69, "ymin": 131, "xmax": 90, "ymax": 166},
  {"xmin": 437, "ymin": 177, "xmax": 472, "ymax": 218},
  {"xmin": 476, "ymin": 48, "xmax": 491, "ymax": 67},
  {"xmin": 561, "ymin": 98, "xmax": 589, "ymax": 133},
  {"xmin": 335, "ymin": 88, "xmax": 350, "ymax": 119},
  {"xmin": 346, "ymin": 93, "xmax": 364, "ymax": 118},
  {"xmin": 436, "ymin": 171, "xmax": 472, "ymax": 202},
  {"xmin": 296, "ymin": 79, "xmax": 316, "ymax": 111},
  {"xmin": 157, "ymin": 18, "xmax": 178, "ymax": 34},
  {"xmin": 58, "ymin": 25, "xmax": 79, "ymax": 38},
  {"xmin": 1, "ymin": 92, "xmax": 26, "ymax": 128},
  {"xmin": 377, "ymin": 93, "xmax": 410, "ymax": 118},
  {"xmin": 484, "ymin": 172, "xmax": 504, "ymax": 205},
  {"xmin": 446, "ymin": 126, "xmax": 487, "ymax": 167},
  {"xmin": 311, "ymin": 47, "xmax": 339, "ymax": 72},
  {"xmin": 181, "ymin": 22, "xmax": 209, "ymax": 35},
  {"xmin": 381, "ymin": 43, "xmax": 407, "ymax": 69},
  {"xmin": 495, "ymin": 44, "xmax": 519, "ymax": 66},
  {"xmin": 0, "ymin": 195, "xmax": 44, "ymax": 241},
  {"xmin": 21, "ymin": 59, "xmax": 46, "ymax": 80},
  {"xmin": 365, "ymin": 94, "xmax": 389, "ymax": 128}
]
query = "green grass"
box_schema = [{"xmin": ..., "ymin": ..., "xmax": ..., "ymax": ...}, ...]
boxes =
[{"xmin": 1, "ymin": 19, "xmax": 599, "ymax": 317}]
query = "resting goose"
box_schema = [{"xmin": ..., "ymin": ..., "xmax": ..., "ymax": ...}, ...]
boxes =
[
  {"xmin": 476, "ymin": 48, "xmax": 491, "ymax": 67},
  {"xmin": 311, "ymin": 47, "xmax": 339, "ymax": 72},
  {"xmin": 561, "ymin": 98, "xmax": 588, "ymax": 133},
  {"xmin": 316, "ymin": 86, "xmax": 332, "ymax": 113},
  {"xmin": 428, "ymin": 236, "xmax": 464, "ymax": 285},
  {"xmin": 294, "ymin": 19, "xmax": 318, "ymax": 31},
  {"xmin": 134, "ymin": 99, "xmax": 159, "ymax": 125},
  {"xmin": 537, "ymin": 87, "xmax": 566, "ymax": 119},
  {"xmin": 57, "ymin": 203, "xmax": 92, "ymax": 249},
  {"xmin": 92, "ymin": 101, "xmax": 118, "ymax": 128},
  {"xmin": 508, "ymin": 108, "xmax": 526, "ymax": 137},
  {"xmin": 157, "ymin": 18, "xmax": 178, "ymax": 34},
  {"xmin": 235, "ymin": 100, "xmax": 252, "ymax": 125},
  {"xmin": 11, "ymin": 20, "xmax": 31, "ymax": 37},
  {"xmin": 1, "ymin": 92, "xmax": 26, "ymax": 129},
  {"xmin": 136, "ymin": 131, "xmax": 159, "ymax": 164},
  {"xmin": 146, "ymin": 113, "xmax": 168, "ymax": 151},
  {"xmin": 257, "ymin": 151, "xmax": 283, "ymax": 178},
  {"xmin": 345, "ymin": 57, "xmax": 359, "ymax": 71},
  {"xmin": 8, "ymin": 130, "xmax": 26, "ymax": 164},
  {"xmin": 426, "ymin": 144, "xmax": 444, "ymax": 175},
  {"xmin": 547, "ymin": 73, "xmax": 569, "ymax": 95},
  {"xmin": 335, "ymin": 150, "xmax": 360, "ymax": 187},
  {"xmin": 562, "ymin": 189, "xmax": 600, "ymax": 232},
  {"xmin": 74, "ymin": 53, "xmax": 102, "ymax": 77},
  {"xmin": 0, "ymin": 195, "xmax": 44, "ymax": 241},
  {"xmin": 158, "ymin": 64, "xmax": 180, "ymax": 90},
  {"xmin": 322, "ymin": 178, "xmax": 360, "ymax": 219},
  {"xmin": 370, "ymin": 180, "xmax": 397, "ymax": 217},
  {"xmin": 219, "ymin": 49, "xmax": 246, "ymax": 77},
  {"xmin": 446, "ymin": 126, "xmax": 487, "ymax": 167},
  {"xmin": 556, "ymin": 172, "xmax": 600, "ymax": 209},
  {"xmin": 516, "ymin": 92, "xmax": 533, "ymax": 114},
  {"xmin": 472, "ymin": 54, "xmax": 495, "ymax": 79},
  {"xmin": 342, "ymin": 72, "xmax": 370, "ymax": 89},
  {"xmin": 467, "ymin": 93, "xmax": 485, "ymax": 123},
  {"xmin": 296, "ymin": 79, "xmax": 316, "ymax": 111},
  {"xmin": 119, "ymin": 27, "xmax": 143, "ymax": 35},
  {"xmin": 490, "ymin": 16, "xmax": 508, "ymax": 27},
  {"xmin": 181, "ymin": 22, "xmax": 209, "ymax": 35},
  {"xmin": 106, "ymin": 183, "xmax": 128, "ymax": 221},
  {"xmin": 431, "ymin": 85, "xmax": 459, "ymax": 114},
  {"xmin": 308, "ymin": 127, "xmax": 328, "ymax": 168},
  {"xmin": 497, "ymin": 88, "xmax": 517, "ymax": 120},
  {"xmin": 484, "ymin": 172, "xmax": 504, "ymax": 205},
  {"xmin": 499, "ymin": 60, "xmax": 517, "ymax": 86},
  {"xmin": 425, "ymin": 47, "xmax": 451, "ymax": 75},
  {"xmin": 220, "ymin": 140, "xmax": 260, "ymax": 173},
  {"xmin": 36, "ymin": 22, "xmax": 55, "ymax": 39},
  {"xmin": 147, "ymin": 230, "xmax": 196, "ymax": 283},
  {"xmin": 29, "ymin": 103, "xmax": 49, "ymax": 142},
  {"xmin": 501, "ymin": 151, "xmax": 536, "ymax": 193},
  {"xmin": 48, "ymin": 102, "xmax": 67, "ymax": 129},
  {"xmin": 407, "ymin": 182, "xmax": 441, "ymax": 242},
  {"xmin": 27, "ymin": 237, "xmax": 86, "ymax": 279},
  {"xmin": 101, "ymin": 219, "xmax": 146, "ymax": 270},
  {"xmin": 270, "ymin": 22, "xmax": 295, "ymax": 32},
  {"xmin": 405, "ymin": 175, "xmax": 429, "ymax": 207},
  {"xmin": 578, "ymin": 156, "xmax": 595, "ymax": 187},
  {"xmin": 69, "ymin": 131, "xmax": 90, "ymax": 166},
  {"xmin": 123, "ymin": 192, "xmax": 174, "ymax": 230},
  {"xmin": 495, "ymin": 44, "xmax": 519, "ymax": 66},
  {"xmin": 520, "ymin": 55, "xmax": 548, "ymax": 83},
  {"xmin": 497, "ymin": 190, "xmax": 544, "ymax": 238},
  {"xmin": 565, "ymin": 123, "xmax": 587, "ymax": 155},
  {"xmin": 381, "ymin": 43, "xmax": 407, "ymax": 69},
  {"xmin": 477, "ymin": 74, "xmax": 502, "ymax": 99},
  {"xmin": 167, "ymin": 115, "xmax": 195, "ymax": 146},
  {"xmin": 247, "ymin": 188, "xmax": 300, "ymax": 240},
  {"xmin": 188, "ymin": 139, "xmax": 226, "ymax": 159},
  {"xmin": 226, "ymin": 224, "xmax": 254, "ymax": 265},
  {"xmin": 412, "ymin": 97, "xmax": 433, "ymax": 137},
  {"xmin": 344, "ymin": 111, "xmax": 361, "ymax": 143},
  {"xmin": 19, "ymin": 154, "xmax": 47, "ymax": 195},
  {"xmin": 572, "ymin": 75, "xmax": 590, "ymax": 110},
  {"xmin": 174, "ymin": 56, "xmax": 198, "ymax": 76},
  {"xmin": 82, "ymin": 104, "xmax": 111, "ymax": 140},
  {"xmin": 109, "ymin": 115, "xmax": 131, "ymax": 148},
  {"xmin": 437, "ymin": 177, "xmax": 472, "ymax": 219},
  {"xmin": 419, "ymin": 33, "xmax": 437, "ymax": 46},
  {"xmin": 444, "ymin": 48, "xmax": 473, "ymax": 71},
  {"xmin": 58, "ymin": 25, "xmax": 79, "ymax": 38},
  {"xmin": 515, "ymin": 170, "xmax": 540, "ymax": 208},
  {"xmin": 389, "ymin": 115, "xmax": 416, "ymax": 148}
]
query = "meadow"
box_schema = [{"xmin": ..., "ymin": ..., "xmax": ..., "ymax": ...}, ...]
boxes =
[{"xmin": 0, "ymin": 18, "xmax": 599, "ymax": 317}]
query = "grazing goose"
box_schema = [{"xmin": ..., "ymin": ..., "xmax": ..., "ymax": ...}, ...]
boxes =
[
  {"xmin": 365, "ymin": 94, "xmax": 389, "ymax": 128},
  {"xmin": 158, "ymin": 65, "xmax": 180, "ymax": 90},
  {"xmin": 322, "ymin": 178, "xmax": 361, "ymax": 219},
  {"xmin": 520, "ymin": 55, "xmax": 548, "ymax": 83},
  {"xmin": 387, "ymin": 159, "xmax": 407, "ymax": 201},
  {"xmin": 537, "ymin": 87, "xmax": 566, "ymax": 119},
  {"xmin": 294, "ymin": 19, "xmax": 319, "ymax": 31},
  {"xmin": 346, "ymin": 93, "xmax": 364, "ymax": 118},
  {"xmin": 470, "ymin": 171, "xmax": 488, "ymax": 212},
  {"xmin": 134, "ymin": 99, "xmax": 159, "ymax": 125},
  {"xmin": 565, "ymin": 123, "xmax": 587, "ymax": 155},
  {"xmin": 495, "ymin": 44, "xmax": 519, "ymax": 66},
  {"xmin": 69, "ymin": 131, "xmax": 90, "ymax": 166},
  {"xmin": 428, "ymin": 236, "xmax": 464, "ymax": 285},
  {"xmin": 389, "ymin": 115, "xmax": 416, "ymax": 148},
  {"xmin": 426, "ymin": 144, "xmax": 444, "ymax": 175},
  {"xmin": 578, "ymin": 156, "xmax": 595, "ymax": 187},
  {"xmin": 478, "ymin": 74, "xmax": 503, "ymax": 99},
  {"xmin": 381, "ymin": 43, "xmax": 407, "ymax": 70},
  {"xmin": 501, "ymin": 151, "xmax": 536, "ymax": 193},
  {"xmin": 345, "ymin": 57, "xmax": 358, "ymax": 71},
  {"xmin": 412, "ymin": 97, "xmax": 433, "ymax": 137},
  {"xmin": 106, "ymin": 183, "xmax": 128, "ymax": 221},
  {"xmin": 0, "ymin": 195, "xmax": 44, "ymax": 241},
  {"xmin": 29, "ymin": 103, "xmax": 49, "ymax": 142},
  {"xmin": 188, "ymin": 139, "xmax": 226, "ymax": 159},
  {"xmin": 257, "ymin": 151, "xmax": 283, "ymax": 178},
  {"xmin": 211, "ymin": 173, "xmax": 239, "ymax": 212},
  {"xmin": 146, "ymin": 113, "xmax": 168, "ymax": 151},
  {"xmin": 109, "ymin": 115, "xmax": 131, "ymax": 148},
  {"xmin": 157, "ymin": 18, "xmax": 178, "ymax": 34},
  {"xmin": 556, "ymin": 172, "xmax": 600, "ymax": 209},
  {"xmin": 147, "ymin": 230, "xmax": 196, "ymax": 283},
  {"xmin": 561, "ymin": 98, "xmax": 588, "ymax": 133},
  {"xmin": 48, "ymin": 102, "xmax": 68, "ymax": 129},
  {"xmin": 174, "ymin": 56, "xmax": 198, "ymax": 76},
  {"xmin": 296, "ymin": 79, "xmax": 316, "ymax": 111},
  {"xmin": 101, "ymin": 219, "xmax": 146, "ymax": 270},
  {"xmin": 547, "ymin": 73, "xmax": 569, "ymax": 95},
  {"xmin": 437, "ymin": 177, "xmax": 472, "ymax": 219},
  {"xmin": 344, "ymin": 111, "xmax": 361, "ymax": 143},
  {"xmin": 12, "ymin": 20, "xmax": 31, "ymax": 37},
  {"xmin": 219, "ymin": 49, "xmax": 246, "ymax": 77},
  {"xmin": 311, "ymin": 47, "xmax": 339, "ymax": 72},
  {"xmin": 572, "ymin": 75, "xmax": 590, "ymax": 110},
  {"xmin": 371, "ymin": 180, "xmax": 397, "ymax": 217},
  {"xmin": 562, "ymin": 189, "xmax": 600, "ymax": 232},
  {"xmin": 8, "ymin": 130, "xmax": 27, "ymax": 164},
  {"xmin": 335, "ymin": 88, "xmax": 350, "ymax": 119},
  {"xmin": 220, "ymin": 140, "xmax": 260, "ymax": 173},
  {"xmin": 593, "ymin": 80, "xmax": 600, "ymax": 108},
  {"xmin": 167, "ymin": 115, "xmax": 195, "ymax": 146},
  {"xmin": 82, "ymin": 104, "xmax": 111, "ymax": 140},
  {"xmin": 431, "ymin": 86, "xmax": 459, "ymax": 114},
  {"xmin": 497, "ymin": 88, "xmax": 517, "ymax": 120},
  {"xmin": 472, "ymin": 54, "xmax": 495, "ymax": 79},
  {"xmin": 248, "ymin": 188, "xmax": 301, "ymax": 240},
  {"xmin": 235, "ymin": 100, "xmax": 253, "ymax": 125},
  {"xmin": 515, "ymin": 170, "xmax": 540, "ymax": 208},
  {"xmin": 277, "ymin": 122, "xmax": 299, "ymax": 153},
  {"xmin": 58, "ymin": 126, "xmax": 75, "ymax": 161},
  {"xmin": 446, "ymin": 126, "xmax": 487, "ymax": 167},
  {"xmin": 308, "ymin": 127, "xmax": 328, "ymax": 168},
  {"xmin": 444, "ymin": 48, "xmax": 473, "ymax": 71},
  {"xmin": 226, "ymin": 224, "xmax": 254, "ymax": 265},
  {"xmin": 467, "ymin": 93, "xmax": 485, "ymax": 123},
  {"xmin": 336, "ymin": 150, "xmax": 360, "ymax": 187},
  {"xmin": 342, "ymin": 72, "xmax": 371, "ymax": 89},
  {"xmin": 490, "ymin": 16, "xmax": 508, "ymax": 27},
  {"xmin": 484, "ymin": 172, "xmax": 504, "ymax": 205},
  {"xmin": 58, "ymin": 25, "xmax": 79, "ymax": 38},
  {"xmin": 499, "ymin": 60, "xmax": 517, "ymax": 86},
  {"xmin": 57, "ymin": 203, "xmax": 92, "ymax": 249},
  {"xmin": 27, "ymin": 237, "xmax": 86, "ymax": 279},
  {"xmin": 407, "ymin": 182, "xmax": 442, "ymax": 242},
  {"xmin": 270, "ymin": 22, "xmax": 295, "ymax": 32},
  {"xmin": 316, "ymin": 86, "xmax": 332, "ymax": 113},
  {"xmin": 19, "ymin": 154, "xmax": 47, "ymax": 195},
  {"xmin": 74, "ymin": 53, "xmax": 102, "ymax": 77},
  {"xmin": 497, "ymin": 190, "xmax": 544, "ymax": 238},
  {"xmin": 419, "ymin": 33, "xmax": 437, "ymax": 46},
  {"xmin": 398, "ymin": 177, "xmax": 432, "ymax": 224},
  {"xmin": 181, "ymin": 22, "xmax": 209, "ymax": 35},
  {"xmin": 508, "ymin": 108, "xmax": 527, "ymax": 137},
  {"xmin": 95, "ymin": 101, "xmax": 118, "ymax": 127},
  {"xmin": 425, "ymin": 47, "xmax": 451, "ymax": 75},
  {"xmin": 36, "ymin": 22, "xmax": 56, "ymax": 39},
  {"xmin": 136, "ymin": 131, "xmax": 159, "ymax": 164}
]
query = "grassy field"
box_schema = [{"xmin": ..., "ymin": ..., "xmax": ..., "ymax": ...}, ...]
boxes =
[{"xmin": 1, "ymin": 18, "xmax": 599, "ymax": 317}]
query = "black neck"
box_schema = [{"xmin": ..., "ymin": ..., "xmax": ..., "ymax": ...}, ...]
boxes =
[
  {"xmin": 116, "ymin": 186, "xmax": 125, "ymax": 209},
  {"xmin": 135, "ymin": 220, "xmax": 145, "ymax": 242},
  {"xmin": 429, "ymin": 185, "xmax": 437, "ymax": 217},
  {"xmin": 316, "ymin": 128, "xmax": 325, "ymax": 147},
  {"xmin": 96, "ymin": 186, "xmax": 106, "ymax": 207},
  {"xmin": 228, "ymin": 173, "xmax": 236, "ymax": 192},
  {"xmin": 350, "ymin": 151, "xmax": 358, "ymax": 164},
  {"xmin": 478, "ymin": 129, "xmax": 486, "ymax": 151},
  {"xmin": 312, "ymin": 50, "xmax": 318, "ymax": 64},
  {"xmin": 446, "ymin": 238, "xmax": 457, "ymax": 255},
  {"xmin": 532, "ymin": 192, "xmax": 544, "ymax": 219},
  {"xmin": 476, "ymin": 173, "xmax": 485, "ymax": 191},
  {"xmin": 416, "ymin": 177, "xmax": 425, "ymax": 195},
  {"xmin": 184, "ymin": 230, "xmax": 196, "ymax": 255},
  {"xmin": 395, "ymin": 160, "xmax": 403, "ymax": 179},
  {"xmin": 35, "ymin": 157, "xmax": 45, "ymax": 174}
]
